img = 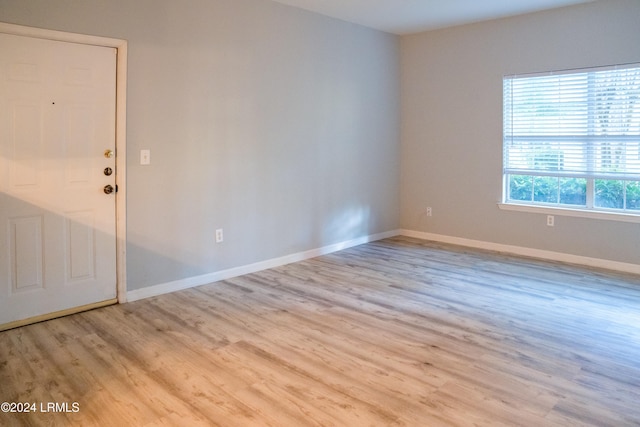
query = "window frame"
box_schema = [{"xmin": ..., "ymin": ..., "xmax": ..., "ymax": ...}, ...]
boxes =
[{"xmin": 501, "ymin": 63, "xmax": 640, "ymax": 220}]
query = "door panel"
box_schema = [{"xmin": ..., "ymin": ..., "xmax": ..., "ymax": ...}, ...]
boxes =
[
  {"xmin": 65, "ymin": 105, "xmax": 94, "ymax": 185},
  {"xmin": 0, "ymin": 33, "xmax": 117, "ymax": 326},
  {"xmin": 65, "ymin": 210, "xmax": 96, "ymax": 282},
  {"xmin": 10, "ymin": 102, "xmax": 43, "ymax": 189},
  {"xmin": 9, "ymin": 215, "xmax": 44, "ymax": 291}
]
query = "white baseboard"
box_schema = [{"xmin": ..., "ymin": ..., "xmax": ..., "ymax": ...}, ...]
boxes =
[
  {"xmin": 126, "ymin": 229, "xmax": 400, "ymax": 302},
  {"xmin": 400, "ymin": 229, "xmax": 640, "ymax": 275},
  {"xmin": 127, "ymin": 228, "xmax": 639, "ymax": 302}
]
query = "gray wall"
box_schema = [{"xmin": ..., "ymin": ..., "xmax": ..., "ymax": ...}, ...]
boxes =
[
  {"xmin": 0, "ymin": 0, "xmax": 401, "ymax": 289},
  {"xmin": 401, "ymin": 0, "xmax": 640, "ymax": 264},
  {"xmin": 3, "ymin": 0, "xmax": 639, "ymax": 289}
]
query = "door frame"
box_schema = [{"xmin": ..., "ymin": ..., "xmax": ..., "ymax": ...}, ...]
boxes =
[{"xmin": 0, "ymin": 22, "xmax": 128, "ymax": 303}]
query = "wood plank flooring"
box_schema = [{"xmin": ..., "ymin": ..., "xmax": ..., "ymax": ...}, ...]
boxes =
[{"xmin": 2, "ymin": 236, "xmax": 640, "ymax": 426}]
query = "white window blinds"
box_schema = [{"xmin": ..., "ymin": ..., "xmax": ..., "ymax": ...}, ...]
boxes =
[{"xmin": 503, "ymin": 64, "xmax": 640, "ymax": 180}]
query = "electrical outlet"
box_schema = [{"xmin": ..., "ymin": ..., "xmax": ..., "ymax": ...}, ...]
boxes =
[
  {"xmin": 140, "ymin": 149, "xmax": 150, "ymax": 165},
  {"xmin": 215, "ymin": 228, "xmax": 224, "ymax": 243},
  {"xmin": 426, "ymin": 207, "xmax": 432, "ymax": 217},
  {"xmin": 547, "ymin": 215, "xmax": 554, "ymax": 227}
]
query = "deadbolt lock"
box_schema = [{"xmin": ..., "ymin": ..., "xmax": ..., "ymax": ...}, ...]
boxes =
[
  {"xmin": 104, "ymin": 167, "xmax": 113, "ymax": 176},
  {"xmin": 104, "ymin": 149, "xmax": 114, "ymax": 158}
]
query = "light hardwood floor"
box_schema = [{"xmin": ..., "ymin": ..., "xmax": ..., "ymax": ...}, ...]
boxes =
[{"xmin": 1, "ymin": 236, "xmax": 640, "ymax": 426}]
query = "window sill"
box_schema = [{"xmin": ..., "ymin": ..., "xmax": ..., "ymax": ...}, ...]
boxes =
[{"xmin": 497, "ymin": 202, "xmax": 640, "ymax": 223}]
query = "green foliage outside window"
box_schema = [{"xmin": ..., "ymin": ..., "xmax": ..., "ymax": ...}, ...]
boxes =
[
  {"xmin": 509, "ymin": 174, "xmax": 640, "ymax": 210},
  {"xmin": 595, "ymin": 180, "xmax": 640, "ymax": 210},
  {"xmin": 508, "ymin": 175, "xmax": 586, "ymax": 206}
]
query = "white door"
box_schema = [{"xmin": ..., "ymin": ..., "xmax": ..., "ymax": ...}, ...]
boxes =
[{"xmin": 0, "ymin": 33, "xmax": 117, "ymax": 328}]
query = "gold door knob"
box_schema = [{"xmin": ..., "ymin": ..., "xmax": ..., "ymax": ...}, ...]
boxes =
[
  {"xmin": 103, "ymin": 185, "xmax": 114, "ymax": 194},
  {"xmin": 104, "ymin": 149, "xmax": 114, "ymax": 158}
]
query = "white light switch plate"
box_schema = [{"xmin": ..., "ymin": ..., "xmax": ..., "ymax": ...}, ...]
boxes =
[{"xmin": 140, "ymin": 149, "xmax": 150, "ymax": 165}]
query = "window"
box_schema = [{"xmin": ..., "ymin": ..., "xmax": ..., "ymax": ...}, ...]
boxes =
[{"xmin": 503, "ymin": 64, "xmax": 640, "ymax": 213}]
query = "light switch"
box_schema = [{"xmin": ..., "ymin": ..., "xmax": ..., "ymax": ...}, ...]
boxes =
[{"xmin": 140, "ymin": 149, "xmax": 150, "ymax": 165}]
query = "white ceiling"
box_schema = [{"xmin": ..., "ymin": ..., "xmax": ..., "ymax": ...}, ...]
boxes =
[{"xmin": 269, "ymin": 0, "xmax": 596, "ymax": 35}]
